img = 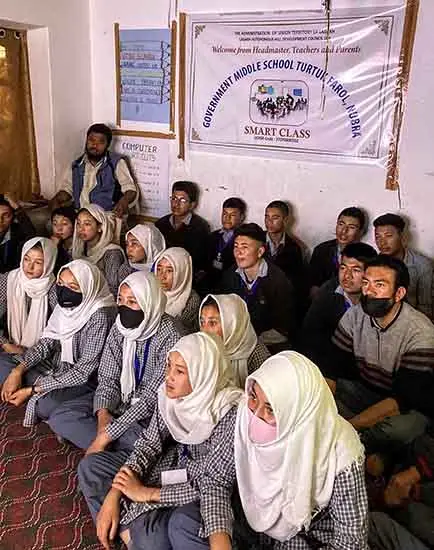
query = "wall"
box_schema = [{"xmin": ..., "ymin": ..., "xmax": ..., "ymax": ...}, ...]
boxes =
[
  {"xmin": 1, "ymin": 0, "xmax": 92, "ymax": 197},
  {"xmin": 91, "ymin": 0, "xmax": 434, "ymax": 256}
]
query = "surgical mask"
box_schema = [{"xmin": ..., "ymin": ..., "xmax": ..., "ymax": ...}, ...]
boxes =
[
  {"xmin": 360, "ymin": 294, "xmax": 395, "ymax": 318},
  {"xmin": 118, "ymin": 305, "xmax": 144, "ymax": 329},
  {"xmin": 248, "ymin": 407, "xmax": 277, "ymax": 444},
  {"xmin": 56, "ymin": 285, "xmax": 83, "ymax": 308}
]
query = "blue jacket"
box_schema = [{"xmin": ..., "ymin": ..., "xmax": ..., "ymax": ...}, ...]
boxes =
[{"xmin": 72, "ymin": 152, "xmax": 124, "ymax": 210}]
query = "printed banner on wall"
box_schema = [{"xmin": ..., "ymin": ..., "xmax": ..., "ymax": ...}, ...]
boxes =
[
  {"xmin": 112, "ymin": 133, "xmax": 170, "ymax": 218},
  {"xmin": 118, "ymin": 28, "xmax": 172, "ymax": 126},
  {"xmin": 187, "ymin": 7, "xmax": 406, "ymax": 163}
]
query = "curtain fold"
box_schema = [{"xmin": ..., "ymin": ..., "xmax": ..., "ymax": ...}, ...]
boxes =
[{"xmin": 0, "ymin": 28, "xmax": 40, "ymax": 200}]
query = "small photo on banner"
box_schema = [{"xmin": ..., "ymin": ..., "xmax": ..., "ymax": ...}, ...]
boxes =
[{"xmin": 250, "ymin": 80, "xmax": 309, "ymax": 126}]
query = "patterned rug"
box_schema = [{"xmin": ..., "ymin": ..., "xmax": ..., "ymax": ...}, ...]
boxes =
[{"xmin": 0, "ymin": 402, "xmax": 102, "ymax": 550}]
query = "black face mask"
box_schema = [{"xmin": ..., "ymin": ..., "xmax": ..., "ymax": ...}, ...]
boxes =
[
  {"xmin": 360, "ymin": 294, "xmax": 395, "ymax": 318},
  {"xmin": 119, "ymin": 305, "xmax": 144, "ymax": 329},
  {"xmin": 56, "ymin": 285, "xmax": 83, "ymax": 308}
]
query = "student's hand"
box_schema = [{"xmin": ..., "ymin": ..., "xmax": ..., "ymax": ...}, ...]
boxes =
[
  {"xmin": 113, "ymin": 196, "xmax": 129, "ymax": 218},
  {"xmin": 1, "ymin": 366, "xmax": 24, "ymax": 401},
  {"xmin": 2, "ymin": 343, "xmax": 25, "ymax": 355},
  {"xmin": 96, "ymin": 489, "xmax": 121, "ymax": 550},
  {"xmin": 85, "ymin": 431, "xmax": 112, "ymax": 456},
  {"xmin": 8, "ymin": 387, "xmax": 32, "ymax": 407},
  {"xmin": 384, "ymin": 466, "xmax": 421, "ymax": 507},
  {"xmin": 209, "ymin": 531, "xmax": 232, "ymax": 550},
  {"xmin": 96, "ymin": 409, "xmax": 113, "ymax": 434},
  {"xmin": 4, "ymin": 193, "xmax": 20, "ymax": 210},
  {"xmin": 112, "ymin": 466, "xmax": 160, "ymax": 503}
]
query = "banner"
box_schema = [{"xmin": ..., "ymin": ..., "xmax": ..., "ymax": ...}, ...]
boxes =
[
  {"xmin": 187, "ymin": 7, "xmax": 406, "ymax": 164},
  {"xmin": 112, "ymin": 133, "xmax": 170, "ymax": 218}
]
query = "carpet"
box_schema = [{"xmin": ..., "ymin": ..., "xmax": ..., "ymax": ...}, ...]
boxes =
[{"xmin": 0, "ymin": 401, "xmax": 102, "ymax": 550}]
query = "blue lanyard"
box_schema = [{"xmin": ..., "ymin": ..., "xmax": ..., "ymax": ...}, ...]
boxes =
[
  {"xmin": 180, "ymin": 444, "xmax": 189, "ymax": 466},
  {"xmin": 134, "ymin": 338, "xmax": 152, "ymax": 388},
  {"xmin": 217, "ymin": 234, "xmax": 233, "ymax": 255}
]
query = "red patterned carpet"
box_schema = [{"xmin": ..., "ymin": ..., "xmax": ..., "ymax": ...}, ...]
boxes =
[{"xmin": 0, "ymin": 402, "xmax": 103, "ymax": 550}]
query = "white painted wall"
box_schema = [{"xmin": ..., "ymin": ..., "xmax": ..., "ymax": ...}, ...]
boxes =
[
  {"xmin": 82, "ymin": 0, "xmax": 434, "ymax": 257},
  {"xmin": 1, "ymin": 0, "xmax": 92, "ymax": 197}
]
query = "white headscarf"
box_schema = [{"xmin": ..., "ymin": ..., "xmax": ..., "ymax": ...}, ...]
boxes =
[
  {"xmin": 126, "ymin": 223, "xmax": 166, "ymax": 271},
  {"xmin": 200, "ymin": 294, "xmax": 257, "ymax": 387},
  {"xmin": 158, "ymin": 332, "xmax": 243, "ymax": 445},
  {"xmin": 155, "ymin": 247, "xmax": 192, "ymax": 317},
  {"xmin": 235, "ymin": 351, "xmax": 364, "ymax": 543},
  {"xmin": 7, "ymin": 237, "xmax": 58, "ymax": 348},
  {"xmin": 115, "ymin": 271, "xmax": 167, "ymax": 402},
  {"xmin": 72, "ymin": 204, "xmax": 124, "ymax": 264},
  {"xmin": 42, "ymin": 259, "xmax": 116, "ymax": 363}
]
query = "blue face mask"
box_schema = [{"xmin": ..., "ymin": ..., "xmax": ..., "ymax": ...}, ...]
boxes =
[{"xmin": 56, "ymin": 285, "xmax": 83, "ymax": 308}]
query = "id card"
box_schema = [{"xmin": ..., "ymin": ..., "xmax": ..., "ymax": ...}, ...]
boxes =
[
  {"xmin": 161, "ymin": 468, "xmax": 188, "ymax": 486},
  {"xmin": 212, "ymin": 259, "xmax": 224, "ymax": 271}
]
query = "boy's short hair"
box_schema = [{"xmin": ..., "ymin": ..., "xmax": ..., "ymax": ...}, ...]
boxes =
[
  {"xmin": 172, "ymin": 181, "xmax": 199, "ymax": 203},
  {"xmin": 338, "ymin": 207, "xmax": 365, "ymax": 231},
  {"xmin": 0, "ymin": 195, "xmax": 13, "ymax": 213},
  {"xmin": 365, "ymin": 254, "xmax": 410, "ymax": 291},
  {"xmin": 373, "ymin": 213, "xmax": 406, "ymax": 233},
  {"xmin": 87, "ymin": 123, "xmax": 113, "ymax": 146},
  {"xmin": 234, "ymin": 223, "xmax": 266, "ymax": 245},
  {"xmin": 222, "ymin": 197, "xmax": 246, "ymax": 215},
  {"xmin": 51, "ymin": 206, "xmax": 77, "ymax": 225},
  {"xmin": 341, "ymin": 242, "xmax": 377, "ymax": 268},
  {"xmin": 266, "ymin": 200, "xmax": 289, "ymax": 217}
]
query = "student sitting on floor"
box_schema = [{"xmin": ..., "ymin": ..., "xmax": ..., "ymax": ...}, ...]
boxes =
[
  {"xmin": 50, "ymin": 206, "xmax": 76, "ymax": 274},
  {"xmin": 199, "ymin": 293, "xmax": 270, "ymax": 387},
  {"xmin": 72, "ymin": 204, "xmax": 125, "ymax": 296},
  {"xmin": 374, "ymin": 213, "xmax": 433, "ymax": 320},
  {"xmin": 264, "ymin": 200, "xmax": 306, "ymax": 306},
  {"xmin": 330, "ymin": 255, "xmax": 434, "ymax": 455},
  {"xmin": 81, "ymin": 332, "xmax": 242, "ymax": 550},
  {"xmin": 155, "ymin": 181, "xmax": 210, "ymax": 282},
  {"xmin": 309, "ymin": 206, "xmax": 365, "ymax": 298},
  {"xmin": 220, "ymin": 223, "xmax": 295, "ymax": 352},
  {"xmin": 0, "ymin": 237, "xmax": 58, "ymax": 361},
  {"xmin": 118, "ymin": 223, "xmax": 166, "ymax": 284},
  {"xmin": 0, "ymin": 194, "xmax": 36, "ymax": 274},
  {"xmin": 0, "ymin": 260, "xmax": 116, "ymax": 433},
  {"xmin": 55, "ymin": 271, "xmax": 181, "ymax": 452},
  {"xmin": 155, "ymin": 247, "xmax": 201, "ymax": 334},
  {"xmin": 202, "ymin": 196, "xmax": 246, "ymax": 293},
  {"xmin": 233, "ymin": 351, "xmax": 368, "ymax": 550},
  {"xmin": 299, "ymin": 242, "xmax": 377, "ymax": 377},
  {"xmin": 369, "ymin": 431, "xmax": 434, "ymax": 550}
]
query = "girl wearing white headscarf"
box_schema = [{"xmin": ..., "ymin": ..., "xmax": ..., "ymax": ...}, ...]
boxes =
[
  {"xmin": 0, "ymin": 237, "xmax": 58, "ymax": 383},
  {"xmin": 118, "ymin": 223, "xmax": 166, "ymax": 283},
  {"xmin": 234, "ymin": 351, "xmax": 368, "ymax": 550},
  {"xmin": 155, "ymin": 247, "xmax": 201, "ymax": 334},
  {"xmin": 1, "ymin": 259, "xmax": 117, "ymax": 431},
  {"xmin": 90, "ymin": 332, "xmax": 242, "ymax": 550},
  {"xmin": 72, "ymin": 204, "xmax": 125, "ymax": 296},
  {"xmin": 200, "ymin": 293, "xmax": 270, "ymax": 387}
]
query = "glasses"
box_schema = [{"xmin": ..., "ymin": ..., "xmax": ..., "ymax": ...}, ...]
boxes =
[{"xmin": 170, "ymin": 195, "xmax": 189, "ymax": 205}]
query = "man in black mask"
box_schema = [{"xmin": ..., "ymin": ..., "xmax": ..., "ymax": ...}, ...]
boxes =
[
  {"xmin": 49, "ymin": 124, "xmax": 136, "ymax": 218},
  {"xmin": 328, "ymin": 255, "xmax": 434, "ymax": 455}
]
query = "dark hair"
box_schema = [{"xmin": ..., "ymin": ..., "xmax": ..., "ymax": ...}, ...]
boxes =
[
  {"xmin": 29, "ymin": 242, "xmax": 43, "ymax": 253},
  {"xmin": 0, "ymin": 194, "xmax": 13, "ymax": 213},
  {"xmin": 341, "ymin": 242, "xmax": 377, "ymax": 268},
  {"xmin": 373, "ymin": 213, "xmax": 405, "ymax": 233},
  {"xmin": 234, "ymin": 223, "xmax": 266, "ymax": 245},
  {"xmin": 172, "ymin": 181, "xmax": 199, "ymax": 203},
  {"xmin": 266, "ymin": 200, "xmax": 289, "ymax": 217},
  {"xmin": 201, "ymin": 296, "xmax": 219, "ymax": 310},
  {"xmin": 338, "ymin": 207, "xmax": 365, "ymax": 231},
  {"xmin": 87, "ymin": 123, "xmax": 112, "ymax": 146},
  {"xmin": 365, "ymin": 254, "xmax": 410, "ymax": 291},
  {"xmin": 51, "ymin": 206, "xmax": 77, "ymax": 225},
  {"xmin": 222, "ymin": 197, "xmax": 246, "ymax": 215}
]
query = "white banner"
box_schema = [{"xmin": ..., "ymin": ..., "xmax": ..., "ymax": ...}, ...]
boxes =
[
  {"xmin": 187, "ymin": 6, "xmax": 406, "ymax": 164},
  {"xmin": 112, "ymin": 134, "xmax": 170, "ymax": 218}
]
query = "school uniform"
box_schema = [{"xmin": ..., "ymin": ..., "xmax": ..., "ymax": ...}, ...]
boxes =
[
  {"xmin": 48, "ymin": 272, "xmax": 181, "ymax": 450},
  {"xmin": 79, "ymin": 332, "xmax": 242, "ymax": 550},
  {"xmin": 0, "ymin": 207, "xmax": 36, "ymax": 273},
  {"xmin": 203, "ymin": 229, "xmax": 236, "ymax": 292},
  {"xmin": 308, "ymin": 238, "xmax": 339, "ymax": 289},
  {"xmin": 155, "ymin": 213, "xmax": 210, "ymax": 276}
]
